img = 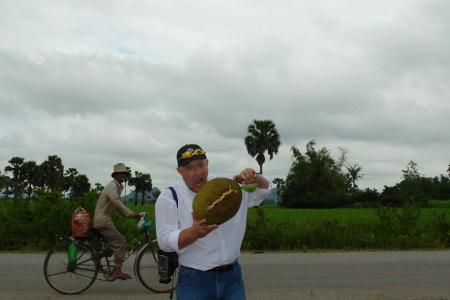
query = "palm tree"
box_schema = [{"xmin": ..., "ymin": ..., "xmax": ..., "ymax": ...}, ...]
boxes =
[
  {"xmin": 139, "ymin": 173, "xmax": 152, "ymax": 205},
  {"xmin": 0, "ymin": 171, "xmax": 12, "ymax": 198},
  {"xmin": 4, "ymin": 157, "xmax": 25, "ymax": 199},
  {"xmin": 244, "ymin": 119, "xmax": 281, "ymax": 174},
  {"xmin": 40, "ymin": 155, "xmax": 64, "ymax": 192},
  {"xmin": 347, "ymin": 164, "xmax": 363, "ymax": 190},
  {"xmin": 272, "ymin": 177, "xmax": 285, "ymax": 205},
  {"xmin": 128, "ymin": 171, "xmax": 142, "ymax": 205},
  {"xmin": 22, "ymin": 160, "xmax": 40, "ymax": 201}
]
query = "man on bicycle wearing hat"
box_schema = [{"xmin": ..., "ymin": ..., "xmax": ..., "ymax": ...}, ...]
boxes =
[{"xmin": 92, "ymin": 163, "xmax": 141, "ymax": 280}]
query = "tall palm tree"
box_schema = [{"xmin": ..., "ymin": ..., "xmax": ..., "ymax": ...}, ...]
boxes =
[
  {"xmin": 40, "ymin": 155, "xmax": 64, "ymax": 192},
  {"xmin": 244, "ymin": 119, "xmax": 281, "ymax": 174},
  {"xmin": 347, "ymin": 164, "xmax": 363, "ymax": 190},
  {"xmin": 4, "ymin": 157, "xmax": 25, "ymax": 199},
  {"xmin": 22, "ymin": 160, "xmax": 40, "ymax": 201},
  {"xmin": 139, "ymin": 173, "xmax": 152, "ymax": 206},
  {"xmin": 272, "ymin": 177, "xmax": 285, "ymax": 205},
  {"xmin": 128, "ymin": 171, "xmax": 143, "ymax": 205}
]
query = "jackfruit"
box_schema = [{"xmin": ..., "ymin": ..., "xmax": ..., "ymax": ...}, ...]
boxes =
[{"xmin": 192, "ymin": 178, "xmax": 242, "ymax": 225}]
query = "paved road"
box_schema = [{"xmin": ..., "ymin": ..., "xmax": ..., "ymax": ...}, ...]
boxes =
[{"xmin": 1, "ymin": 251, "xmax": 450, "ymax": 300}]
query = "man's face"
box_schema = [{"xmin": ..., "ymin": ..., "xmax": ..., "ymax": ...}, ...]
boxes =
[
  {"xmin": 177, "ymin": 159, "xmax": 209, "ymax": 193},
  {"xmin": 113, "ymin": 172, "xmax": 129, "ymax": 183}
]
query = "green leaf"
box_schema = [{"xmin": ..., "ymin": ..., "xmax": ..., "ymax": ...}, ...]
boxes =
[{"xmin": 241, "ymin": 183, "xmax": 258, "ymax": 193}]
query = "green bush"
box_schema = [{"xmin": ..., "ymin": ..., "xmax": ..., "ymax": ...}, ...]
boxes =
[{"xmin": 0, "ymin": 191, "xmax": 151, "ymax": 252}]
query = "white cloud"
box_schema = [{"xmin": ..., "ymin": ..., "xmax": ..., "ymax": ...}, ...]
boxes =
[{"xmin": 1, "ymin": 0, "xmax": 449, "ymax": 193}]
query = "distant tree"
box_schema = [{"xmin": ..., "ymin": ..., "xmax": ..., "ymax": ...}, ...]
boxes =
[
  {"xmin": 244, "ymin": 119, "xmax": 281, "ymax": 174},
  {"xmin": 128, "ymin": 171, "xmax": 152, "ymax": 205},
  {"xmin": 22, "ymin": 160, "xmax": 40, "ymax": 201},
  {"xmin": 0, "ymin": 171, "xmax": 12, "ymax": 198},
  {"xmin": 139, "ymin": 173, "xmax": 152, "ymax": 205},
  {"xmin": 40, "ymin": 155, "xmax": 64, "ymax": 192},
  {"xmin": 347, "ymin": 164, "xmax": 364, "ymax": 191},
  {"xmin": 380, "ymin": 160, "xmax": 433, "ymax": 207},
  {"xmin": 70, "ymin": 174, "xmax": 91, "ymax": 198},
  {"xmin": 280, "ymin": 140, "xmax": 350, "ymax": 208},
  {"xmin": 92, "ymin": 183, "xmax": 104, "ymax": 197},
  {"xmin": 4, "ymin": 157, "xmax": 25, "ymax": 199},
  {"xmin": 63, "ymin": 168, "xmax": 79, "ymax": 196},
  {"xmin": 128, "ymin": 171, "xmax": 141, "ymax": 205},
  {"xmin": 402, "ymin": 160, "xmax": 420, "ymax": 181},
  {"xmin": 272, "ymin": 177, "xmax": 285, "ymax": 204}
]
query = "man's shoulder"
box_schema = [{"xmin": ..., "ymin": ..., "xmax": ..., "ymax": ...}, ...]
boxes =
[{"xmin": 104, "ymin": 180, "xmax": 119, "ymax": 188}]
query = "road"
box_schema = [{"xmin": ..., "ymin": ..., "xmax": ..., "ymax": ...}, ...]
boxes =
[{"xmin": 1, "ymin": 251, "xmax": 450, "ymax": 300}]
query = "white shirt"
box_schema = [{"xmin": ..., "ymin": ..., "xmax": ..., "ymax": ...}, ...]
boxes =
[{"xmin": 155, "ymin": 173, "xmax": 272, "ymax": 270}]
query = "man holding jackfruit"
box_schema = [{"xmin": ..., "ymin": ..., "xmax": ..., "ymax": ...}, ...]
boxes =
[{"xmin": 156, "ymin": 144, "xmax": 271, "ymax": 300}]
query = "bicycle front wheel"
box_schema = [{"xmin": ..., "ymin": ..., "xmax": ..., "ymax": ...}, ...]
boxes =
[
  {"xmin": 43, "ymin": 240, "xmax": 99, "ymax": 295},
  {"xmin": 136, "ymin": 240, "xmax": 177, "ymax": 293}
]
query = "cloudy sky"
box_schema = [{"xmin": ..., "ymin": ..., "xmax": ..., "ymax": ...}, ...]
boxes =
[{"xmin": 1, "ymin": 0, "xmax": 449, "ymax": 192}]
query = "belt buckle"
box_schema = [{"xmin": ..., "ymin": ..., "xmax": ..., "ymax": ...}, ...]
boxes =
[
  {"xmin": 216, "ymin": 266, "xmax": 227, "ymax": 273},
  {"xmin": 215, "ymin": 264, "xmax": 233, "ymax": 273}
]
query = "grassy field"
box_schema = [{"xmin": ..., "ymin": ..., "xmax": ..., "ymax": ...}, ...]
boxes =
[
  {"xmin": 127, "ymin": 204, "xmax": 450, "ymax": 252},
  {"xmin": 243, "ymin": 205, "xmax": 450, "ymax": 251}
]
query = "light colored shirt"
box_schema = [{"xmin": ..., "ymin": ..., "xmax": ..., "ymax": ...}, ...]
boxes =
[
  {"xmin": 155, "ymin": 173, "xmax": 272, "ymax": 270},
  {"xmin": 92, "ymin": 179, "xmax": 135, "ymax": 229}
]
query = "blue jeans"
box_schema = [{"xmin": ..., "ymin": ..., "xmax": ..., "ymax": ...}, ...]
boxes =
[{"xmin": 176, "ymin": 263, "xmax": 246, "ymax": 300}]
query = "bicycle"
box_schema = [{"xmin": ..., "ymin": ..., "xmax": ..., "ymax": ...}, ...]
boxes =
[{"xmin": 43, "ymin": 212, "xmax": 178, "ymax": 295}]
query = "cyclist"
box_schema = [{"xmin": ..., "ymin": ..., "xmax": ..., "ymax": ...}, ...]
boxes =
[{"xmin": 92, "ymin": 163, "xmax": 140, "ymax": 280}]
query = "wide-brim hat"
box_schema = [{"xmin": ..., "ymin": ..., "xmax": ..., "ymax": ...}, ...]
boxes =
[
  {"xmin": 177, "ymin": 144, "xmax": 207, "ymax": 167},
  {"xmin": 111, "ymin": 163, "xmax": 131, "ymax": 177}
]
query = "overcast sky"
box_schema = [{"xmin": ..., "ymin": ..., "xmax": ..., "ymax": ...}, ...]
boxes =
[{"xmin": 1, "ymin": 0, "xmax": 449, "ymax": 193}]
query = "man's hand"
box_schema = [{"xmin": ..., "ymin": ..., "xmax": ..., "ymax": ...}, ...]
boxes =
[
  {"xmin": 178, "ymin": 213, "xmax": 218, "ymax": 249},
  {"xmin": 233, "ymin": 168, "xmax": 269, "ymax": 189},
  {"xmin": 131, "ymin": 213, "xmax": 141, "ymax": 219},
  {"xmin": 190, "ymin": 212, "xmax": 218, "ymax": 238}
]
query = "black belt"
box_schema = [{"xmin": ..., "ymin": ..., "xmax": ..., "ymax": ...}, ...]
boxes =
[{"xmin": 206, "ymin": 262, "xmax": 235, "ymax": 273}]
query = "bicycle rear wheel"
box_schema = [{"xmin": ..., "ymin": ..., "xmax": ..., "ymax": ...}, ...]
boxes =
[
  {"xmin": 43, "ymin": 240, "xmax": 99, "ymax": 294},
  {"xmin": 136, "ymin": 240, "xmax": 177, "ymax": 293}
]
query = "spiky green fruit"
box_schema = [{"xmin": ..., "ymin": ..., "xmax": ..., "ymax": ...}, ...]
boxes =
[{"xmin": 192, "ymin": 178, "xmax": 242, "ymax": 225}]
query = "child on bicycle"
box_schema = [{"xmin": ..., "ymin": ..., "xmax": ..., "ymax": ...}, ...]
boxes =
[{"xmin": 92, "ymin": 163, "xmax": 140, "ymax": 280}]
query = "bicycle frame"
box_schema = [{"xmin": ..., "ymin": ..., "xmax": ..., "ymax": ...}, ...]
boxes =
[{"xmin": 123, "ymin": 228, "xmax": 151, "ymax": 262}]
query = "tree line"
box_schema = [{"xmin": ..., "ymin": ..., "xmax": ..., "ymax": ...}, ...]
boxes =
[
  {"xmin": 275, "ymin": 141, "xmax": 450, "ymax": 208},
  {"xmin": 0, "ymin": 155, "xmax": 154, "ymax": 205},
  {"xmin": 1, "ymin": 119, "xmax": 449, "ymax": 209}
]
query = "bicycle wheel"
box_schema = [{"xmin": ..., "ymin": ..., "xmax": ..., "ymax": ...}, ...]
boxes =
[
  {"xmin": 135, "ymin": 240, "xmax": 177, "ymax": 293},
  {"xmin": 43, "ymin": 240, "xmax": 100, "ymax": 295}
]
